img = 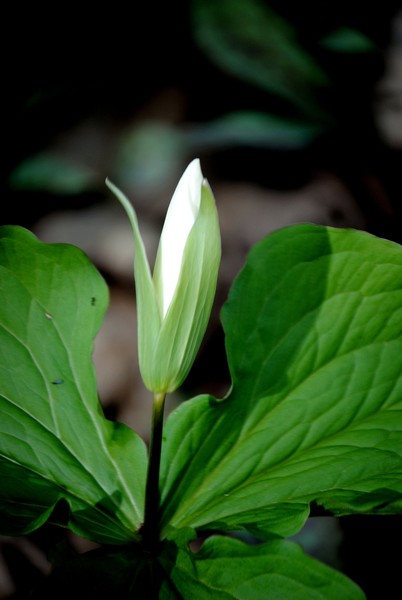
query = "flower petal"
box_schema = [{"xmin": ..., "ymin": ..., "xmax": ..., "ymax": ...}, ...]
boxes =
[
  {"xmin": 154, "ymin": 179, "xmax": 221, "ymax": 392},
  {"xmin": 156, "ymin": 159, "xmax": 203, "ymax": 317}
]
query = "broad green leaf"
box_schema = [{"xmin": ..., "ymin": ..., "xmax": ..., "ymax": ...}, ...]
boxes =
[
  {"xmin": 160, "ymin": 224, "xmax": 402, "ymax": 539},
  {"xmin": 160, "ymin": 534, "xmax": 365, "ymax": 599},
  {"xmin": 30, "ymin": 532, "xmax": 364, "ymax": 599},
  {"xmin": 0, "ymin": 226, "xmax": 147, "ymax": 544}
]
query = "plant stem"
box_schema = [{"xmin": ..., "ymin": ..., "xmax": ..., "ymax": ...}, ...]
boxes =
[{"xmin": 142, "ymin": 392, "xmax": 166, "ymax": 554}]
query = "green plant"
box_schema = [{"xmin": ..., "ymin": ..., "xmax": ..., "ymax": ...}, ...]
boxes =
[{"xmin": 0, "ymin": 161, "xmax": 401, "ymax": 598}]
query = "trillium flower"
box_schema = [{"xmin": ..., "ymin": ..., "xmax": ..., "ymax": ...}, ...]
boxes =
[{"xmin": 106, "ymin": 159, "xmax": 221, "ymax": 393}]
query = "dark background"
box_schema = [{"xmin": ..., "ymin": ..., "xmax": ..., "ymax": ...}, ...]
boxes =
[{"xmin": 3, "ymin": 1, "xmax": 402, "ymax": 235}]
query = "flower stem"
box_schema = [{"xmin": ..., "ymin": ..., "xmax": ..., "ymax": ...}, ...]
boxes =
[{"xmin": 142, "ymin": 392, "xmax": 166, "ymax": 554}]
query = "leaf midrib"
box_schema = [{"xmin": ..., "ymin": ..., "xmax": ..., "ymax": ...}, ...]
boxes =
[
  {"xmin": 162, "ymin": 340, "xmax": 401, "ymax": 528},
  {"xmin": 0, "ymin": 304, "xmax": 141, "ymax": 523},
  {"xmin": 0, "ymin": 449, "xmax": 135, "ymax": 540}
]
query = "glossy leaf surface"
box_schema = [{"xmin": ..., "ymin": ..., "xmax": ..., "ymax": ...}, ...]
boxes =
[
  {"xmin": 161, "ymin": 534, "xmax": 365, "ymax": 599},
  {"xmin": 0, "ymin": 226, "xmax": 147, "ymax": 543},
  {"xmin": 160, "ymin": 224, "xmax": 402, "ymax": 539}
]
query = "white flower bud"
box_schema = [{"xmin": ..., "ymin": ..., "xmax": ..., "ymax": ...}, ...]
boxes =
[{"xmin": 106, "ymin": 159, "xmax": 221, "ymax": 393}]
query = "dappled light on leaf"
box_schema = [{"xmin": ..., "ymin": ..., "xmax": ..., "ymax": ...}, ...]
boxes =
[{"xmin": 160, "ymin": 225, "xmax": 402, "ymax": 539}]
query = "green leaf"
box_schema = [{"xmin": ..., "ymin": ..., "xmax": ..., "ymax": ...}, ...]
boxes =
[
  {"xmin": 160, "ymin": 534, "xmax": 364, "ymax": 599},
  {"xmin": 160, "ymin": 224, "xmax": 402, "ymax": 539},
  {"xmin": 0, "ymin": 226, "xmax": 147, "ymax": 544},
  {"xmin": 30, "ymin": 533, "xmax": 364, "ymax": 599}
]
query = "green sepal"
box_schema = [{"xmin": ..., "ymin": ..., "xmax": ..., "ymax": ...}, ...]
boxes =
[{"xmin": 105, "ymin": 179, "xmax": 161, "ymax": 391}]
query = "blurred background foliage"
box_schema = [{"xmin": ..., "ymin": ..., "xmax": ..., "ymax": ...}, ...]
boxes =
[
  {"xmin": 1, "ymin": 1, "xmax": 402, "ymax": 598},
  {"xmin": 3, "ymin": 0, "xmax": 402, "ymax": 237}
]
